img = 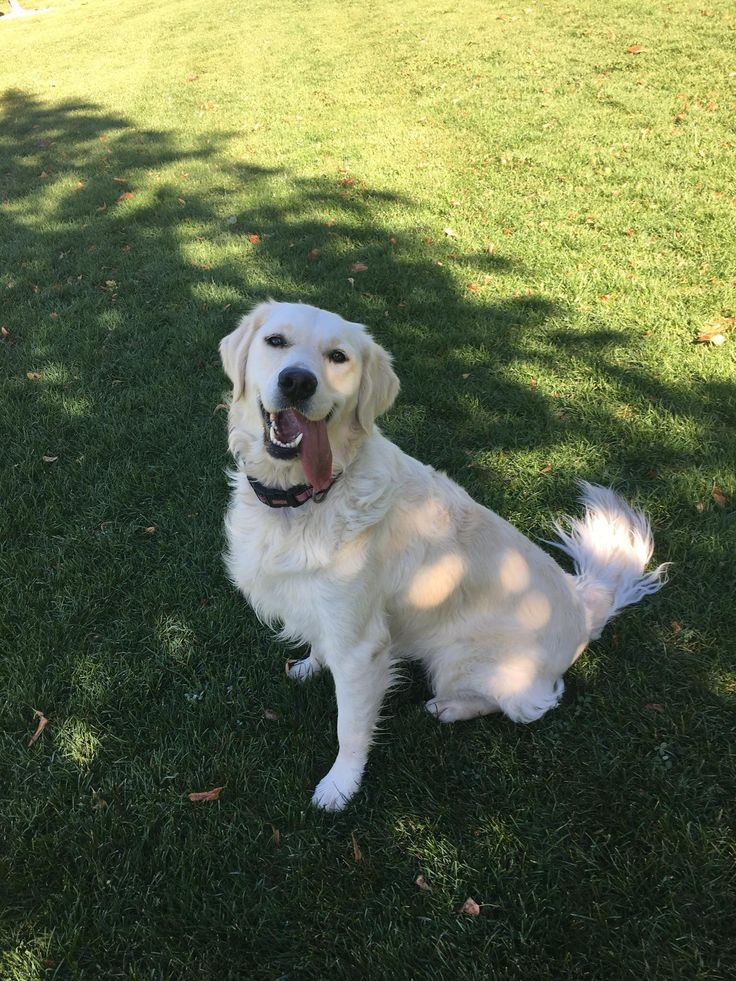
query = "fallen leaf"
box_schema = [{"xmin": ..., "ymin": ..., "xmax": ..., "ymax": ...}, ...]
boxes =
[
  {"xmin": 485, "ymin": 242, "xmax": 496, "ymax": 254},
  {"xmin": 340, "ymin": 176, "xmax": 355, "ymax": 186},
  {"xmin": 644, "ymin": 468, "xmax": 657, "ymax": 480},
  {"xmin": 466, "ymin": 282, "xmax": 480, "ymax": 292},
  {"xmin": 502, "ymin": 227, "xmax": 513, "ymax": 235},
  {"xmin": 443, "ymin": 227, "xmax": 458, "ymax": 238},
  {"xmin": 263, "ymin": 708, "xmax": 279, "ymax": 721},
  {"xmin": 626, "ymin": 45, "xmax": 644, "ymax": 54},
  {"xmin": 188, "ymin": 786, "xmax": 224, "ymax": 802},
  {"xmin": 248, "ymin": 233, "xmax": 260, "ymax": 244},
  {"xmin": 1, "ymin": 326, "xmax": 9, "ymax": 340},
  {"xmin": 199, "ymin": 100, "xmax": 216, "ymax": 110},
  {"xmin": 49, "ymin": 311, "xmax": 59, "ymax": 320},
  {"xmin": 186, "ymin": 73, "xmax": 200, "ymax": 82},
  {"xmin": 540, "ymin": 463, "xmax": 553, "ymax": 474},
  {"xmin": 144, "ymin": 526, "xmax": 157, "ymax": 533},
  {"xmin": 178, "ymin": 198, "xmax": 186, "ymax": 206},
  {"xmin": 92, "ymin": 795, "xmax": 108, "ymax": 810},
  {"xmin": 100, "ymin": 521, "xmax": 112, "ymax": 531},
  {"xmin": 623, "ymin": 227, "xmax": 635, "ymax": 236},
  {"xmin": 422, "ymin": 236, "xmax": 434, "ymax": 245},
  {"xmin": 307, "ymin": 248, "xmax": 321, "ymax": 261},
  {"xmin": 695, "ymin": 500, "xmax": 705, "ymax": 513},
  {"xmin": 644, "ymin": 703, "xmax": 665, "ymax": 713},
  {"xmin": 712, "ymin": 485, "xmax": 726, "ymax": 508},
  {"xmin": 271, "ymin": 825, "xmax": 281, "ymax": 846},
  {"xmin": 42, "ymin": 455, "xmax": 58, "ymax": 463},
  {"xmin": 27, "ymin": 371, "xmax": 41, "ymax": 381},
  {"xmin": 350, "ymin": 262, "xmax": 368, "ymax": 273},
  {"xmin": 351, "ymin": 832, "xmax": 362, "ymax": 862},
  {"xmin": 96, "ymin": 203, "xmax": 108, "ymax": 213},
  {"xmin": 112, "ymin": 177, "xmax": 127, "ymax": 184},
  {"xmin": 461, "ymin": 373, "xmax": 470, "ymax": 379},
  {"xmin": 458, "ymin": 897, "xmax": 481, "ymax": 916},
  {"xmin": 671, "ymin": 621, "xmax": 682, "ymax": 634},
  {"xmin": 415, "ymin": 874, "xmax": 431, "ymax": 891},
  {"xmin": 28, "ymin": 709, "xmax": 49, "ymax": 746},
  {"xmin": 213, "ymin": 403, "xmax": 229, "ymax": 413},
  {"xmin": 117, "ymin": 192, "xmax": 134, "ymax": 202},
  {"xmin": 598, "ymin": 294, "xmax": 611, "ymax": 302},
  {"xmin": 696, "ymin": 317, "xmax": 734, "ymax": 344}
]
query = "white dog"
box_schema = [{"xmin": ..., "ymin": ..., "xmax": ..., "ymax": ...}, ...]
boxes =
[{"xmin": 220, "ymin": 301, "xmax": 667, "ymax": 810}]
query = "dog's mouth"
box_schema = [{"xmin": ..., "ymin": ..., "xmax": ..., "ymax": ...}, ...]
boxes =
[{"xmin": 260, "ymin": 402, "xmax": 334, "ymax": 492}]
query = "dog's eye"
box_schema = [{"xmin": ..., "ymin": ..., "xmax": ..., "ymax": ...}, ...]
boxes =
[
  {"xmin": 265, "ymin": 335, "xmax": 287, "ymax": 348},
  {"xmin": 328, "ymin": 349, "xmax": 348, "ymax": 364}
]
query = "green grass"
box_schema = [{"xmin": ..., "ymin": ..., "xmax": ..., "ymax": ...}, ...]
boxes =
[{"xmin": 1, "ymin": 0, "xmax": 735, "ymax": 976}]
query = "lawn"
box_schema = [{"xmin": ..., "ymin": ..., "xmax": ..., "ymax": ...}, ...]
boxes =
[{"xmin": 1, "ymin": 0, "xmax": 735, "ymax": 976}]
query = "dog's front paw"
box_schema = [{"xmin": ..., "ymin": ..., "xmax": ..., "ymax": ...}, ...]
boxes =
[
  {"xmin": 311, "ymin": 760, "xmax": 363, "ymax": 811},
  {"xmin": 285, "ymin": 655, "xmax": 321, "ymax": 682}
]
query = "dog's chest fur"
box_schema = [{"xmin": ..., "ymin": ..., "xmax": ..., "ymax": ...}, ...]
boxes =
[{"xmin": 225, "ymin": 461, "xmax": 392, "ymax": 642}]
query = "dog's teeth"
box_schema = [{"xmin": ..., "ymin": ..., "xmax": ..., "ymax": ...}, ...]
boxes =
[
  {"xmin": 270, "ymin": 413, "xmax": 277, "ymax": 423},
  {"xmin": 269, "ymin": 422, "xmax": 277, "ymax": 443}
]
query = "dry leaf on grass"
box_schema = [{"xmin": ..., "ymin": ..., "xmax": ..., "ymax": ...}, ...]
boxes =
[
  {"xmin": 712, "ymin": 485, "xmax": 727, "ymax": 508},
  {"xmin": 213, "ymin": 403, "xmax": 229, "ymax": 414},
  {"xmin": 143, "ymin": 526, "xmax": 157, "ymax": 534},
  {"xmin": 350, "ymin": 262, "xmax": 368, "ymax": 273},
  {"xmin": 443, "ymin": 227, "xmax": 458, "ymax": 239},
  {"xmin": 644, "ymin": 703, "xmax": 665, "ymax": 713},
  {"xmin": 117, "ymin": 192, "xmax": 134, "ymax": 202},
  {"xmin": 188, "ymin": 786, "xmax": 225, "ymax": 802},
  {"xmin": 186, "ymin": 73, "xmax": 200, "ymax": 82},
  {"xmin": 625, "ymin": 45, "xmax": 644, "ymax": 54},
  {"xmin": 696, "ymin": 317, "xmax": 734, "ymax": 345},
  {"xmin": 458, "ymin": 897, "xmax": 481, "ymax": 916},
  {"xmin": 540, "ymin": 463, "xmax": 553, "ymax": 474},
  {"xmin": 42, "ymin": 455, "xmax": 58, "ymax": 463},
  {"xmin": 263, "ymin": 708, "xmax": 279, "ymax": 721},
  {"xmin": 351, "ymin": 832, "xmax": 362, "ymax": 862},
  {"xmin": 415, "ymin": 874, "xmax": 431, "ymax": 891},
  {"xmin": 248, "ymin": 233, "xmax": 260, "ymax": 244},
  {"xmin": 307, "ymin": 248, "xmax": 321, "ymax": 262},
  {"xmin": 29, "ymin": 710, "xmax": 49, "ymax": 746},
  {"xmin": 27, "ymin": 371, "xmax": 41, "ymax": 380},
  {"xmin": 271, "ymin": 825, "xmax": 281, "ymax": 847}
]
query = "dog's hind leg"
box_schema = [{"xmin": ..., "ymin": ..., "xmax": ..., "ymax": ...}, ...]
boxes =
[{"xmin": 425, "ymin": 693, "xmax": 500, "ymax": 723}]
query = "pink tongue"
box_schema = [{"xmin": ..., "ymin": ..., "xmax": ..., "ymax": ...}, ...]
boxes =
[{"xmin": 294, "ymin": 412, "xmax": 332, "ymax": 492}]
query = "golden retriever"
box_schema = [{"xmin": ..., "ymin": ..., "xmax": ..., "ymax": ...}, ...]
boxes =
[{"xmin": 220, "ymin": 301, "xmax": 666, "ymax": 810}]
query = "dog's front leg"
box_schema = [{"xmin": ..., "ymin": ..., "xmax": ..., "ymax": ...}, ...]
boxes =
[{"xmin": 311, "ymin": 619, "xmax": 391, "ymax": 811}]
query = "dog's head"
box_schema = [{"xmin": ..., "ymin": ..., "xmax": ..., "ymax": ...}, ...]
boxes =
[{"xmin": 220, "ymin": 301, "xmax": 399, "ymax": 489}]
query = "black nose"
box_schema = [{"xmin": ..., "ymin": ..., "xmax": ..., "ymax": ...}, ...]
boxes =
[{"xmin": 278, "ymin": 367, "xmax": 318, "ymax": 402}]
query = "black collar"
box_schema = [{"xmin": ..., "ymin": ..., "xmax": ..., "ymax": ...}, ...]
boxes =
[{"xmin": 246, "ymin": 473, "xmax": 340, "ymax": 509}]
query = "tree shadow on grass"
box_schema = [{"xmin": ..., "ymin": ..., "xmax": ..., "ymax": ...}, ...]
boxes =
[{"xmin": 2, "ymin": 87, "xmax": 734, "ymax": 978}]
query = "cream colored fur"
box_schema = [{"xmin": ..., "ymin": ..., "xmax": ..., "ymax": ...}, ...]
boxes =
[{"xmin": 220, "ymin": 301, "xmax": 667, "ymax": 810}]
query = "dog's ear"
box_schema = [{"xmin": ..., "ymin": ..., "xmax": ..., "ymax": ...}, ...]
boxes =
[
  {"xmin": 219, "ymin": 301, "xmax": 272, "ymax": 400},
  {"xmin": 356, "ymin": 337, "xmax": 400, "ymax": 434}
]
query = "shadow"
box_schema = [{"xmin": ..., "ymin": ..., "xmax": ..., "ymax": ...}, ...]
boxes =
[{"xmin": 2, "ymin": 87, "xmax": 734, "ymax": 978}]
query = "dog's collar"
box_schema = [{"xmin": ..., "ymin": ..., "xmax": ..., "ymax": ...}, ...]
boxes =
[{"xmin": 246, "ymin": 473, "xmax": 340, "ymax": 508}]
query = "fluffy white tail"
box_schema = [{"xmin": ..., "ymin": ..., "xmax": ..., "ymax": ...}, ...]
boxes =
[{"xmin": 550, "ymin": 482, "xmax": 668, "ymax": 640}]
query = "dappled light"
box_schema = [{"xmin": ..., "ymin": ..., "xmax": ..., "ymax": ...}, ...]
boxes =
[{"xmin": 407, "ymin": 552, "xmax": 466, "ymax": 609}]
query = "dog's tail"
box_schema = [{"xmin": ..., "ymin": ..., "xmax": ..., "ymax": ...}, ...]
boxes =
[{"xmin": 549, "ymin": 482, "xmax": 668, "ymax": 641}]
